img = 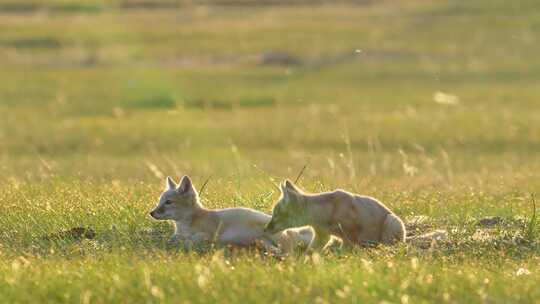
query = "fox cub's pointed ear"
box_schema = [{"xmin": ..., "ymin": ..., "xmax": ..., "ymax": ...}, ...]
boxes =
[
  {"xmin": 284, "ymin": 179, "xmax": 302, "ymax": 194},
  {"xmin": 177, "ymin": 175, "xmax": 193, "ymax": 194},
  {"xmin": 166, "ymin": 176, "xmax": 177, "ymax": 190},
  {"xmin": 280, "ymin": 179, "xmax": 303, "ymax": 202},
  {"xmin": 280, "ymin": 182, "xmax": 289, "ymax": 200}
]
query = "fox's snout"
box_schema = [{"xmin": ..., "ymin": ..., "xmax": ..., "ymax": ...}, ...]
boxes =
[{"xmin": 149, "ymin": 209, "xmax": 158, "ymax": 219}]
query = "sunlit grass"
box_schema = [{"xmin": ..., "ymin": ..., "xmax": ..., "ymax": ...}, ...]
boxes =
[{"xmin": 0, "ymin": 0, "xmax": 539, "ymax": 302}]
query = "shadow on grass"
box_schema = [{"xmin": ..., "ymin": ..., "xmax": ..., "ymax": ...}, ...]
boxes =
[
  {"xmin": 121, "ymin": 95, "xmax": 176, "ymax": 110},
  {"xmin": 0, "ymin": 37, "xmax": 62, "ymax": 49},
  {"xmin": 0, "ymin": 2, "xmax": 104, "ymax": 13},
  {"xmin": 184, "ymin": 96, "xmax": 275, "ymax": 110}
]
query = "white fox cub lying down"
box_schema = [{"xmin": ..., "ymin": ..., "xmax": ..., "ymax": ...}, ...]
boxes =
[
  {"xmin": 265, "ymin": 180, "xmax": 406, "ymax": 248},
  {"xmin": 149, "ymin": 176, "xmax": 314, "ymax": 254}
]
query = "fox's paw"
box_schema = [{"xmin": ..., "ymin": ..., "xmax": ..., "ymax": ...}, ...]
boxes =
[
  {"xmin": 322, "ymin": 235, "xmax": 344, "ymax": 253},
  {"xmin": 255, "ymin": 237, "xmax": 283, "ymax": 255}
]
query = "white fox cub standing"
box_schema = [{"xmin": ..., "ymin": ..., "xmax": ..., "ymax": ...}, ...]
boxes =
[
  {"xmin": 265, "ymin": 180, "xmax": 406, "ymax": 248},
  {"xmin": 149, "ymin": 176, "xmax": 313, "ymax": 253}
]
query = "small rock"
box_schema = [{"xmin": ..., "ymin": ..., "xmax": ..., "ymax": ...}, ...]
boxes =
[
  {"xmin": 516, "ymin": 267, "xmax": 531, "ymax": 276},
  {"xmin": 408, "ymin": 229, "xmax": 448, "ymax": 249}
]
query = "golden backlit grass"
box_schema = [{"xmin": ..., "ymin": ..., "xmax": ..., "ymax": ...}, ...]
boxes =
[{"xmin": 0, "ymin": 0, "xmax": 539, "ymax": 302}]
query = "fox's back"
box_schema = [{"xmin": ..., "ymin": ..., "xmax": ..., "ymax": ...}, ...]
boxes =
[
  {"xmin": 322, "ymin": 190, "xmax": 401, "ymax": 243},
  {"xmin": 329, "ymin": 191, "xmax": 390, "ymax": 222},
  {"xmin": 352, "ymin": 194, "xmax": 392, "ymax": 219},
  {"xmin": 214, "ymin": 207, "xmax": 271, "ymax": 227}
]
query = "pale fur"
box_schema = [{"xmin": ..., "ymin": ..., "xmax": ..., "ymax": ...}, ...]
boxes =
[
  {"xmin": 381, "ymin": 213, "xmax": 407, "ymax": 244},
  {"xmin": 271, "ymin": 226, "xmax": 315, "ymax": 253},
  {"xmin": 150, "ymin": 176, "xmax": 313, "ymax": 254},
  {"xmin": 265, "ymin": 180, "xmax": 406, "ymax": 248}
]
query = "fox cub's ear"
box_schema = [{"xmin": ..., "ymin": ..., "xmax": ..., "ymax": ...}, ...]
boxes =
[
  {"xmin": 166, "ymin": 176, "xmax": 177, "ymax": 190},
  {"xmin": 284, "ymin": 179, "xmax": 303, "ymax": 194},
  {"xmin": 280, "ymin": 182, "xmax": 289, "ymax": 200},
  {"xmin": 177, "ymin": 175, "xmax": 193, "ymax": 194},
  {"xmin": 280, "ymin": 179, "xmax": 303, "ymax": 201}
]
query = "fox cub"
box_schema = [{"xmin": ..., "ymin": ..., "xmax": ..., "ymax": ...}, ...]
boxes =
[
  {"xmin": 265, "ymin": 180, "xmax": 406, "ymax": 247},
  {"xmin": 150, "ymin": 176, "xmax": 313, "ymax": 253}
]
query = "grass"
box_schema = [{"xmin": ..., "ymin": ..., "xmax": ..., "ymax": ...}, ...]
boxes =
[{"xmin": 0, "ymin": 0, "xmax": 539, "ymax": 302}]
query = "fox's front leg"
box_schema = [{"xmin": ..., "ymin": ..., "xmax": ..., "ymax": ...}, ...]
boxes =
[{"xmin": 311, "ymin": 227, "xmax": 331, "ymax": 250}]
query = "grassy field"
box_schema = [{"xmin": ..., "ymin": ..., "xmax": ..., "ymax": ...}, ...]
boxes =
[{"xmin": 1, "ymin": 0, "xmax": 540, "ymax": 302}]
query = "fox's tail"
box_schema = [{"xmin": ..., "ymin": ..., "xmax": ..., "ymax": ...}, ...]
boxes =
[{"xmin": 381, "ymin": 213, "xmax": 407, "ymax": 244}]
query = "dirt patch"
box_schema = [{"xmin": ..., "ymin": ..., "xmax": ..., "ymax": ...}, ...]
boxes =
[
  {"xmin": 0, "ymin": 37, "xmax": 62, "ymax": 49},
  {"xmin": 477, "ymin": 216, "xmax": 505, "ymax": 227},
  {"xmin": 405, "ymin": 215, "xmax": 434, "ymax": 237},
  {"xmin": 259, "ymin": 51, "xmax": 301, "ymax": 66},
  {"xmin": 184, "ymin": 96, "xmax": 275, "ymax": 110},
  {"xmin": 42, "ymin": 227, "xmax": 95, "ymax": 241}
]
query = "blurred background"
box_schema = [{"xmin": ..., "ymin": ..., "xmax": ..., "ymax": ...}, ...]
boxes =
[
  {"xmin": 1, "ymin": 4, "xmax": 540, "ymax": 302},
  {"xmin": 1, "ymin": 0, "xmax": 539, "ymax": 190}
]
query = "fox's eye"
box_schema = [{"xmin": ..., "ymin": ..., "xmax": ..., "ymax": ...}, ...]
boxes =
[{"xmin": 165, "ymin": 200, "xmax": 173, "ymax": 205}]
